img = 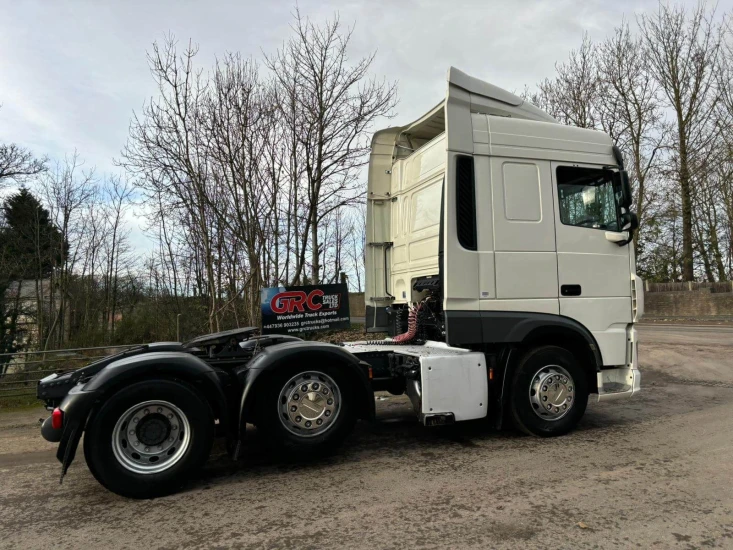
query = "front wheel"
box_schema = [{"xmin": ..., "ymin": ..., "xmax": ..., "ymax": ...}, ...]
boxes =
[
  {"xmin": 84, "ymin": 379, "xmax": 214, "ymax": 498},
  {"xmin": 256, "ymin": 366, "xmax": 357, "ymax": 455},
  {"xmin": 509, "ymin": 346, "xmax": 589, "ymax": 437}
]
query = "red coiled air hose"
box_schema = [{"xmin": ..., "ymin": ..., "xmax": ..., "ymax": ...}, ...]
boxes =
[{"xmin": 392, "ymin": 303, "xmax": 421, "ymax": 343}]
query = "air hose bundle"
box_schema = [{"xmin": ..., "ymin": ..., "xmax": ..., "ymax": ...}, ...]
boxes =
[{"xmin": 392, "ymin": 302, "xmax": 422, "ymax": 343}]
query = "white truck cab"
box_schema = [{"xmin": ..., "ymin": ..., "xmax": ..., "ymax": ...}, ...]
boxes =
[{"xmin": 360, "ymin": 67, "xmax": 642, "ymax": 434}]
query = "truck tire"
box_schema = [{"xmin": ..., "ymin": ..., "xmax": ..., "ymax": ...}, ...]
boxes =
[
  {"xmin": 84, "ymin": 379, "xmax": 214, "ymax": 498},
  {"xmin": 256, "ymin": 365, "xmax": 357, "ymax": 455},
  {"xmin": 509, "ymin": 345, "xmax": 588, "ymax": 437}
]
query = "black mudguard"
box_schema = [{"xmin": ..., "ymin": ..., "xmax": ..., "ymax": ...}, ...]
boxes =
[
  {"xmin": 54, "ymin": 351, "xmax": 228, "ymax": 477},
  {"xmin": 234, "ymin": 341, "xmax": 375, "ymax": 456},
  {"xmin": 55, "ymin": 385, "xmax": 98, "ymax": 479}
]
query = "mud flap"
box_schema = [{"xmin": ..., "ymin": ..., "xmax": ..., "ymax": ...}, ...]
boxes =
[{"xmin": 58, "ymin": 425, "xmax": 82, "ymax": 484}]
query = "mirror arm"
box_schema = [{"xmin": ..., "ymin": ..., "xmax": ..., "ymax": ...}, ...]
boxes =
[{"xmin": 605, "ymin": 231, "xmax": 634, "ymax": 247}]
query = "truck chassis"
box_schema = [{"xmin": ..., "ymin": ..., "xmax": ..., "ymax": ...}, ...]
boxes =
[{"xmin": 38, "ymin": 324, "xmax": 638, "ymax": 498}]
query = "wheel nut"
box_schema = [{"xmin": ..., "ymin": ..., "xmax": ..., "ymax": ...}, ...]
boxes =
[
  {"xmin": 325, "ymin": 410, "xmax": 332, "ymax": 417},
  {"xmin": 542, "ymin": 396, "xmax": 547, "ymax": 402},
  {"xmin": 129, "ymin": 430, "xmax": 135, "ymax": 435},
  {"xmin": 168, "ymin": 414, "xmax": 173, "ymax": 419},
  {"xmin": 542, "ymin": 386, "xmax": 548, "ymax": 392},
  {"xmin": 172, "ymin": 425, "xmax": 178, "ymax": 430},
  {"xmin": 327, "ymin": 398, "xmax": 333, "ymax": 406},
  {"xmin": 169, "ymin": 438, "xmax": 174, "ymax": 442},
  {"xmin": 562, "ymin": 378, "xmax": 568, "ymax": 384},
  {"xmin": 568, "ymin": 386, "xmax": 573, "ymax": 392},
  {"xmin": 305, "ymin": 421, "xmax": 312, "ymax": 428},
  {"xmin": 133, "ymin": 441, "xmax": 139, "ymax": 446},
  {"xmin": 295, "ymin": 416, "xmax": 302, "ymax": 423},
  {"xmin": 322, "ymin": 387, "xmax": 329, "ymax": 395},
  {"xmin": 293, "ymin": 394, "xmax": 299, "ymax": 401},
  {"xmin": 145, "ymin": 447, "xmax": 150, "ymax": 452},
  {"xmin": 157, "ymin": 408, "xmax": 163, "ymax": 413},
  {"xmin": 312, "ymin": 383, "xmax": 319, "ymax": 390},
  {"xmin": 316, "ymin": 419, "xmax": 323, "ymax": 425},
  {"xmin": 133, "ymin": 418, "xmax": 139, "ymax": 423},
  {"xmin": 555, "ymin": 407, "xmax": 559, "ymax": 413},
  {"xmin": 144, "ymin": 409, "xmax": 149, "ymax": 415},
  {"xmin": 290, "ymin": 405, "xmax": 297, "ymax": 412},
  {"xmin": 301, "ymin": 385, "xmax": 308, "ymax": 392},
  {"xmin": 562, "ymin": 404, "xmax": 567, "ymax": 410}
]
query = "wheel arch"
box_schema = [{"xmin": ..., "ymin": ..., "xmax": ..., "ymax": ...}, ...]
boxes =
[
  {"xmin": 56, "ymin": 353, "xmax": 226, "ymax": 478},
  {"xmin": 517, "ymin": 325, "xmax": 601, "ymax": 393},
  {"xmin": 238, "ymin": 342, "xmax": 375, "ymax": 440},
  {"xmin": 495, "ymin": 319, "xmax": 602, "ymax": 428},
  {"xmin": 84, "ymin": 352, "xmax": 228, "ymax": 431}
]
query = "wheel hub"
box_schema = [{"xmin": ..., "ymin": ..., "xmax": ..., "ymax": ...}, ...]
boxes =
[
  {"xmin": 136, "ymin": 414, "xmax": 170, "ymax": 446},
  {"xmin": 112, "ymin": 401, "xmax": 190, "ymax": 474},
  {"xmin": 529, "ymin": 365, "xmax": 575, "ymax": 421},
  {"xmin": 279, "ymin": 372, "xmax": 340, "ymax": 437},
  {"xmin": 298, "ymin": 392, "xmax": 328, "ymax": 420}
]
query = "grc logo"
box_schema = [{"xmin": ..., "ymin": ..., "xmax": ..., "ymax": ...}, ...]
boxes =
[{"xmin": 271, "ymin": 289, "xmax": 324, "ymax": 314}]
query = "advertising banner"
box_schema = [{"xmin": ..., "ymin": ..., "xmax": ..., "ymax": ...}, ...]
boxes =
[{"xmin": 261, "ymin": 283, "xmax": 351, "ymax": 334}]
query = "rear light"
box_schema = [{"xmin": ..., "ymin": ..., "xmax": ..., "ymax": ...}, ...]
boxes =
[{"xmin": 52, "ymin": 407, "xmax": 64, "ymax": 430}]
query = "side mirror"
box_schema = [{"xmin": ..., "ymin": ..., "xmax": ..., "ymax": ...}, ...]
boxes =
[
  {"xmin": 620, "ymin": 211, "xmax": 638, "ymax": 232},
  {"xmin": 613, "ymin": 171, "xmax": 633, "ymax": 208},
  {"xmin": 608, "ymin": 212, "xmax": 638, "ymax": 247}
]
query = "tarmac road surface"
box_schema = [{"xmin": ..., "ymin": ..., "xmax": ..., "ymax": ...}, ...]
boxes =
[
  {"xmin": 1, "ymin": 324, "xmax": 733, "ymax": 549},
  {"xmin": 638, "ymin": 322, "xmax": 733, "ymax": 346}
]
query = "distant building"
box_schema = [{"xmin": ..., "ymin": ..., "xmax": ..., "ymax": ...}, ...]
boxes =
[{"xmin": 4, "ymin": 279, "xmax": 55, "ymax": 348}]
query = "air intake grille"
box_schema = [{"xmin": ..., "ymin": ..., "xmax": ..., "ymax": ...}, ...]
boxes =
[
  {"xmin": 456, "ymin": 156, "xmax": 477, "ymax": 251},
  {"xmin": 631, "ymin": 275, "xmax": 638, "ymax": 322}
]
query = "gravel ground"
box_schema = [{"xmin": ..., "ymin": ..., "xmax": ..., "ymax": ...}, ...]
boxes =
[{"xmin": 1, "ymin": 325, "xmax": 732, "ymax": 549}]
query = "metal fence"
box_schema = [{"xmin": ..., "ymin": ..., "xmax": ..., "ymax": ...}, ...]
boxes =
[
  {"xmin": 645, "ymin": 281, "xmax": 733, "ymax": 293},
  {"xmin": 0, "ymin": 344, "xmax": 142, "ymax": 401}
]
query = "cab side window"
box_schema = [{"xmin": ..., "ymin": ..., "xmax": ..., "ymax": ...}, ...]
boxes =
[{"xmin": 556, "ymin": 166, "xmax": 619, "ymax": 231}]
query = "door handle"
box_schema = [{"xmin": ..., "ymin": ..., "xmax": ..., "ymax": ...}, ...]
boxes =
[{"xmin": 561, "ymin": 285, "xmax": 582, "ymax": 296}]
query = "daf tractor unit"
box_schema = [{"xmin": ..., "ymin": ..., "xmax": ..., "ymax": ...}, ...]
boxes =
[{"xmin": 37, "ymin": 68, "xmax": 643, "ymax": 498}]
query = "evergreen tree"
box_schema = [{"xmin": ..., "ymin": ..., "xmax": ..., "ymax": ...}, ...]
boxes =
[
  {"xmin": 0, "ymin": 188, "xmax": 65, "ymax": 279},
  {"xmin": 0, "ymin": 189, "xmax": 65, "ymax": 370}
]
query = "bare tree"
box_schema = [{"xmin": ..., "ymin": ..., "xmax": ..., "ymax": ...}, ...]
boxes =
[
  {"xmin": 535, "ymin": 34, "xmax": 601, "ymax": 130},
  {"xmin": 597, "ymin": 21, "xmax": 665, "ymax": 248},
  {"xmin": 119, "ymin": 37, "xmax": 222, "ymax": 332},
  {"xmin": 266, "ymin": 10, "xmax": 397, "ymax": 284},
  {"xmin": 0, "ymin": 144, "xmax": 46, "ymax": 186},
  {"xmin": 36, "ymin": 153, "xmax": 95, "ymax": 348},
  {"xmin": 638, "ymin": 2, "xmax": 724, "ymax": 281},
  {"xmin": 0, "ymin": 106, "xmax": 46, "ymax": 186}
]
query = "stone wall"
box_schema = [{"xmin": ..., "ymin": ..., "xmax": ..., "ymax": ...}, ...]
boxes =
[
  {"xmin": 348, "ymin": 292, "xmax": 366, "ymax": 317},
  {"xmin": 644, "ymin": 289, "xmax": 733, "ymax": 318}
]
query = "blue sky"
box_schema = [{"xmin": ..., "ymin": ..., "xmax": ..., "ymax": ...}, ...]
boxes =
[{"xmin": 1, "ymin": 0, "xmax": 730, "ymax": 250}]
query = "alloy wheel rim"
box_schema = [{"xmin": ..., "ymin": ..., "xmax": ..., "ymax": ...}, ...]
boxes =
[
  {"xmin": 112, "ymin": 400, "xmax": 191, "ymax": 474},
  {"xmin": 278, "ymin": 371, "xmax": 341, "ymax": 437},
  {"xmin": 529, "ymin": 365, "xmax": 575, "ymax": 421}
]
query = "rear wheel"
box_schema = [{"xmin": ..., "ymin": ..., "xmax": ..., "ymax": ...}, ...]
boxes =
[
  {"xmin": 509, "ymin": 346, "xmax": 588, "ymax": 437},
  {"xmin": 84, "ymin": 379, "xmax": 214, "ymax": 498},
  {"xmin": 256, "ymin": 366, "xmax": 357, "ymax": 455}
]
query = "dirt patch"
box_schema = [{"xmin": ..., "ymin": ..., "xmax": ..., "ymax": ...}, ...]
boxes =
[{"xmin": 2, "ymin": 325, "xmax": 733, "ymax": 549}]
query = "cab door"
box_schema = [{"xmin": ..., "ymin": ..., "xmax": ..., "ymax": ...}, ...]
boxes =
[{"xmin": 552, "ymin": 163, "xmax": 632, "ymax": 366}]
